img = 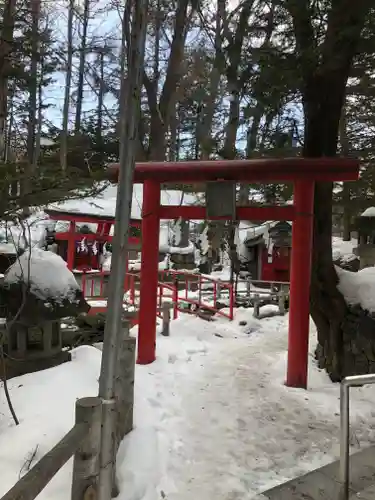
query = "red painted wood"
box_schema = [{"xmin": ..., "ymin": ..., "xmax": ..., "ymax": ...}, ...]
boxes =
[
  {"xmin": 54, "ymin": 232, "xmax": 140, "ymax": 247},
  {"xmin": 45, "ymin": 208, "xmax": 141, "ymax": 228},
  {"xmin": 261, "ymin": 247, "xmax": 291, "ymax": 282},
  {"xmin": 137, "ymin": 180, "xmax": 160, "ymax": 365},
  {"xmin": 287, "ymin": 180, "xmax": 315, "ymax": 389},
  {"xmin": 107, "ymin": 157, "xmax": 359, "ymax": 184},
  {"xmin": 107, "ymin": 157, "xmax": 359, "ymax": 388},
  {"xmin": 159, "ymin": 205, "xmax": 295, "ymax": 221},
  {"xmin": 67, "ymin": 221, "xmax": 76, "ymax": 270}
]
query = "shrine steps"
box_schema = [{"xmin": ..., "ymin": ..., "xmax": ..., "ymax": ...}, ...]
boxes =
[{"xmin": 260, "ymin": 445, "xmax": 375, "ymax": 499}]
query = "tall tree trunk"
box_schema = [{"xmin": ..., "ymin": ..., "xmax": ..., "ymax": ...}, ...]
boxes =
[
  {"xmin": 96, "ymin": 50, "xmax": 104, "ymax": 148},
  {"xmin": 198, "ymin": 0, "xmax": 224, "ymax": 160},
  {"xmin": 168, "ymin": 99, "xmax": 178, "ymax": 161},
  {"xmin": 340, "ymin": 103, "xmax": 351, "ymax": 241},
  {"xmin": 220, "ymin": 0, "xmax": 254, "ymax": 283},
  {"xmin": 34, "ymin": 53, "xmax": 44, "ymax": 165},
  {"xmin": 120, "ymin": 0, "xmax": 146, "ymax": 160},
  {"xmin": 153, "ymin": 0, "xmax": 161, "ymax": 83},
  {"xmin": 0, "ymin": 0, "xmax": 17, "ymax": 159},
  {"xmin": 22, "ymin": 0, "xmax": 41, "ymax": 215},
  {"xmin": 5, "ymin": 84, "xmax": 14, "ymax": 163},
  {"xmin": 27, "ymin": 0, "xmax": 40, "ymax": 169},
  {"xmin": 287, "ymin": 0, "xmax": 372, "ymax": 380},
  {"xmin": 240, "ymin": 6, "xmax": 274, "ymax": 205},
  {"xmin": 74, "ymin": 0, "xmax": 90, "ymax": 133},
  {"xmin": 60, "ymin": 0, "xmax": 74, "ymax": 172},
  {"xmin": 145, "ymin": 0, "xmax": 194, "ymax": 160}
]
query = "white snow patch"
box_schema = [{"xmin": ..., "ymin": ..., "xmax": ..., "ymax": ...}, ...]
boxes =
[
  {"xmin": 4, "ymin": 249, "xmax": 80, "ymax": 303},
  {"xmin": 2, "ymin": 312, "xmax": 375, "ymax": 500},
  {"xmin": 337, "ymin": 266, "xmax": 375, "ymax": 312},
  {"xmin": 172, "ymin": 218, "xmax": 182, "ymax": 246},
  {"xmin": 0, "ymin": 243, "xmax": 18, "ymax": 254},
  {"xmin": 361, "ymin": 207, "xmax": 375, "ymax": 217},
  {"xmin": 0, "ymin": 347, "xmax": 100, "ymax": 498},
  {"xmin": 199, "ymin": 226, "xmax": 209, "ymax": 253},
  {"xmin": 168, "ymin": 241, "xmax": 195, "ymax": 255},
  {"xmin": 48, "ymin": 184, "xmax": 199, "ymax": 221},
  {"xmin": 332, "ymin": 237, "xmax": 357, "ymax": 263}
]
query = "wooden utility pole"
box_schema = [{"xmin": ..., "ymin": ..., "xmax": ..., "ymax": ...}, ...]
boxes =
[{"xmin": 97, "ymin": 0, "xmax": 149, "ymax": 498}]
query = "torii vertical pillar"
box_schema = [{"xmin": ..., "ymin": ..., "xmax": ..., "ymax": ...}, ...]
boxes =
[
  {"xmin": 137, "ymin": 180, "xmax": 160, "ymax": 364},
  {"xmin": 67, "ymin": 221, "xmax": 76, "ymax": 270},
  {"xmin": 286, "ymin": 180, "xmax": 315, "ymax": 389}
]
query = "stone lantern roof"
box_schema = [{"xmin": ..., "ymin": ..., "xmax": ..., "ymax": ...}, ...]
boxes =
[
  {"xmin": 356, "ymin": 207, "xmax": 375, "ymax": 233},
  {"xmin": 354, "ymin": 208, "xmax": 375, "ymax": 269}
]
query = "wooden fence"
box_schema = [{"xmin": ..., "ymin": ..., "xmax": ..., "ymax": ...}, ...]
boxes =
[
  {"xmin": 0, "ymin": 323, "xmax": 136, "ymax": 500},
  {"xmin": 252, "ymin": 284, "xmax": 290, "ymax": 319}
]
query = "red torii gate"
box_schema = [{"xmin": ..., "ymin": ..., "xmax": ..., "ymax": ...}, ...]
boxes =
[{"xmin": 108, "ymin": 157, "xmax": 359, "ymax": 389}]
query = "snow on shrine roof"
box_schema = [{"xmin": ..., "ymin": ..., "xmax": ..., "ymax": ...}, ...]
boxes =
[
  {"xmin": 47, "ymin": 183, "xmax": 199, "ymax": 220},
  {"xmin": 4, "ymin": 248, "xmax": 80, "ymax": 303},
  {"xmin": 361, "ymin": 207, "xmax": 375, "ymax": 217},
  {"xmin": 240, "ymin": 221, "xmax": 281, "ymax": 243}
]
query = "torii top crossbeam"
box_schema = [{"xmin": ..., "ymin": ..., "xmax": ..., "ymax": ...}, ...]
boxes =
[{"xmin": 107, "ymin": 157, "xmax": 359, "ymax": 183}]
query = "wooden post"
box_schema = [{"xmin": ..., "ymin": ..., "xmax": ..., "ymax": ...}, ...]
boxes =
[
  {"xmin": 253, "ymin": 294, "xmax": 260, "ymax": 319},
  {"xmin": 42, "ymin": 322, "xmax": 53, "ymax": 353},
  {"xmin": 67, "ymin": 221, "xmax": 76, "ymax": 271},
  {"xmin": 1, "ymin": 422, "xmax": 89, "ymax": 500},
  {"xmin": 278, "ymin": 289, "xmax": 286, "ymax": 315},
  {"xmin": 217, "ymin": 280, "xmax": 222, "ymax": 300},
  {"xmin": 161, "ymin": 301, "xmax": 170, "ymax": 336},
  {"xmin": 137, "ymin": 180, "xmax": 160, "ymax": 364},
  {"xmin": 287, "ymin": 180, "xmax": 314, "ymax": 388},
  {"xmin": 112, "ymin": 321, "xmax": 136, "ymax": 496},
  {"xmin": 71, "ymin": 397, "xmax": 102, "ymax": 500},
  {"xmin": 246, "ymin": 278, "xmax": 251, "ymax": 299},
  {"xmin": 115, "ymin": 322, "xmax": 136, "ymax": 438},
  {"xmin": 16, "ymin": 324, "xmax": 27, "ymax": 357}
]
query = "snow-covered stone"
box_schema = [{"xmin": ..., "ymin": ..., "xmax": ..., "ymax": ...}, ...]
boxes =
[
  {"xmin": 361, "ymin": 207, "xmax": 375, "ymax": 217},
  {"xmin": 4, "ymin": 248, "xmax": 80, "ymax": 304},
  {"xmin": 337, "ymin": 265, "xmax": 375, "ymax": 313}
]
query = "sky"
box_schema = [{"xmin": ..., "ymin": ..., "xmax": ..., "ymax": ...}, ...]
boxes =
[
  {"xmin": 44, "ymin": 0, "xmax": 245, "ymax": 129},
  {"xmin": 43, "ymin": 0, "xmax": 121, "ymax": 128},
  {"xmin": 42, "ymin": 0, "xmax": 286, "ymax": 154}
]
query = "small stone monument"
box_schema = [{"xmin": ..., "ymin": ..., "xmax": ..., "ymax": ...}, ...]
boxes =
[
  {"xmin": 354, "ymin": 207, "xmax": 375, "ymax": 269},
  {"xmin": 0, "ymin": 248, "xmax": 90, "ymax": 379}
]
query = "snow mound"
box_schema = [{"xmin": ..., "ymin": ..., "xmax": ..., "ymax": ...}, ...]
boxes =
[
  {"xmin": 361, "ymin": 207, "xmax": 375, "ymax": 217},
  {"xmin": 336, "ymin": 266, "xmax": 375, "ymax": 312},
  {"xmin": 2, "ymin": 313, "xmax": 375, "ymax": 499},
  {"xmin": 4, "ymin": 248, "xmax": 80, "ymax": 303},
  {"xmin": 332, "ymin": 237, "xmax": 357, "ymax": 263},
  {"xmin": 0, "ymin": 346, "xmax": 100, "ymax": 499},
  {"xmin": 168, "ymin": 241, "xmax": 195, "ymax": 255}
]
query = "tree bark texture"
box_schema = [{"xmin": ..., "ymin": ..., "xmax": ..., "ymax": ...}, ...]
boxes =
[
  {"xmin": 0, "ymin": 0, "xmax": 17, "ymax": 158},
  {"xmin": 287, "ymin": 0, "xmax": 373, "ymax": 380}
]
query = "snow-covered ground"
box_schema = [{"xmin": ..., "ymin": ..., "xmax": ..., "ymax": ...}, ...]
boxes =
[{"xmin": 2, "ymin": 310, "xmax": 375, "ymax": 500}]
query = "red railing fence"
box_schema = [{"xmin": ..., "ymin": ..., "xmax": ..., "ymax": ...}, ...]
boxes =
[{"xmin": 78, "ymin": 268, "xmax": 234, "ymax": 321}]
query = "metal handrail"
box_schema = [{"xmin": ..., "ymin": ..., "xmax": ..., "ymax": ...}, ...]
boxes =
[{"xmin": 340, "ymin": 374, "xmax": 375, "ymax": 500}]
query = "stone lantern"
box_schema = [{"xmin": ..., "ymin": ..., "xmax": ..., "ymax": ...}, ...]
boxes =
[
  {"xmin": 0, "ymin": 249, "xmax": 90, "ymax": 379},
  {"xmin": 354, "ymin": 207, "xmax": 375, "ymax": 269},
  {"xmin": 5, "ymin": 318, "xmax": 67, "ymax": 378}
]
